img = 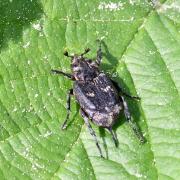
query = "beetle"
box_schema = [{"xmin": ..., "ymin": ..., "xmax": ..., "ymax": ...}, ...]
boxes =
[{"xmin": 51, "ymin": 41, "xmax": 145, "ymax": 158}]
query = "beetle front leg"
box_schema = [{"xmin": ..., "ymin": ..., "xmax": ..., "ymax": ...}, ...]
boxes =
[
  {"xmin": 121, "ymin": 96, "xmax": 145, "ymax": 143},
  {"xmin": 96, "ymin": 40, "xmax": 102, "ymax": 66},
  {"xmin": 61, "ymin": 89, "xmax": 73, "ymax": 129},
  {"xmin": 80, "ymin": 109, "xmax": 104, "ymax": 158},
  {"xmin": 112, "ymin": 80, "xmax": 140, "ymax": 100},
  {"xmin": 51, "ymin": 69, "xmax": 75, "ymax": 80}
]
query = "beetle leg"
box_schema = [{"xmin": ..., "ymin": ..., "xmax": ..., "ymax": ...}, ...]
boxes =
[
  {"xmin": 96, "ymin": 40, "xmax": 102, "ymax": 66},
  {"xmin": 112, "ymin": 80, "xmax": 140, "ymax": 100},
  {"xmin": 107, "ymin": 127, "xmax": 118, "ymax": 147},
  {"xmin": 61, "ymin": 89, "xmax": 73, "ymax": 129},
  {"xmin": 80, "ymin": 109, "xmax": 104, "ymax": 158},
  {"xmin": 51, "ymin": 69, "xmax": 75, "ymax": 80},
  {"xmin": 121, "ymin": 96, "xmax": 145, "ymax": 143},
  {"xmin": 121, "ymin": 92, "xmax": 140, "ymax": 100}
]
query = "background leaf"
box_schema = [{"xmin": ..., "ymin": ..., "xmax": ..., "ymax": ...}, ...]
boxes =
[{"xmin": 0, "ymin": 0, "xmax": 180, "ymax": 179}]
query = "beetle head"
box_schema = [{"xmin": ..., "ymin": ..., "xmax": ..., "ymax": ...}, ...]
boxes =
[{"xmin": 64, "ymin": 49, "xmax": 99, "ymax": 81}]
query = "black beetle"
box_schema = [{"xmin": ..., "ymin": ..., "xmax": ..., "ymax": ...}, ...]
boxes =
[{"xmin": 51, "ymin": 41, "xmax": 145, "ymax": 158}]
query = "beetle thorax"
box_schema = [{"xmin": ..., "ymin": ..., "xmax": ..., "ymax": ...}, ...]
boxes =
[{"xmin": 72, "ymin": 56, "xmax": 99, "ymax": 81}]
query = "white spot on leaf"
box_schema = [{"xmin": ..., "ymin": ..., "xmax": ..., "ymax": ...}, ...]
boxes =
[
  {"xmin": 23, "ymin": 42, "xmax": 30, "ymax": 48},
  {"xmin": 32, "ymin": 23, "xmax": 42, "ymax": 31},
  {"xmin": 98, "ymin": 2, "xmax": 123, "ymax": 11}
]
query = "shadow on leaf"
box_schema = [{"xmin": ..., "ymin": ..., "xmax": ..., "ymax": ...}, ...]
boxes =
[
  {"xmin": 99, "ymin": 41, "xmax": 146, "ymax": 158},
  {"xmin": 0, "ymin": 0, "xmax": 43, "ymax": 50}
]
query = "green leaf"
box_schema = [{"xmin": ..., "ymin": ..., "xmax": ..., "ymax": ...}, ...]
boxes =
[{"xmin": 0, "ymin": 0, "xmax": 180, "ymax": 179}]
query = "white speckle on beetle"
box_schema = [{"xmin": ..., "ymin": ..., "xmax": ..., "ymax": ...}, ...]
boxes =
[
  {"xmin": 114, "ymin": 104, "xmax": 122, "ymax": 112},
  {"xmin": 86, "ymin": 92, "xmax": 95, "ymax": 97},
  {"xmin": 35, "ymin": 93, "xmax": 39, "ymax": 98},
  {"xmin": 102, "ymin": 86, "xmax": 112, "ymax": 92},
  {"xmin": 73, "ymin": 66, "xmax": 82, "ymax": 71},
  {"xmin": 105, "ymin": 106, "xmax": 110, "ymax": 111}
]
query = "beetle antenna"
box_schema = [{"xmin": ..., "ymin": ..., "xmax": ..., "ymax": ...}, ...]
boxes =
[
  {"xmin": 64, "ymin": 51, "xmax": 73, "ymax": 58},
  {"xmin": 81, "ymin": 48, "xmax": 90, "ymax": 56}
]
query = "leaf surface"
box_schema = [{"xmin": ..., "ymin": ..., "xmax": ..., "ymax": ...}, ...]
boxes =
[{"xmin": 0, "ymin": 0, "xmax": 179, "ymax": 179}]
